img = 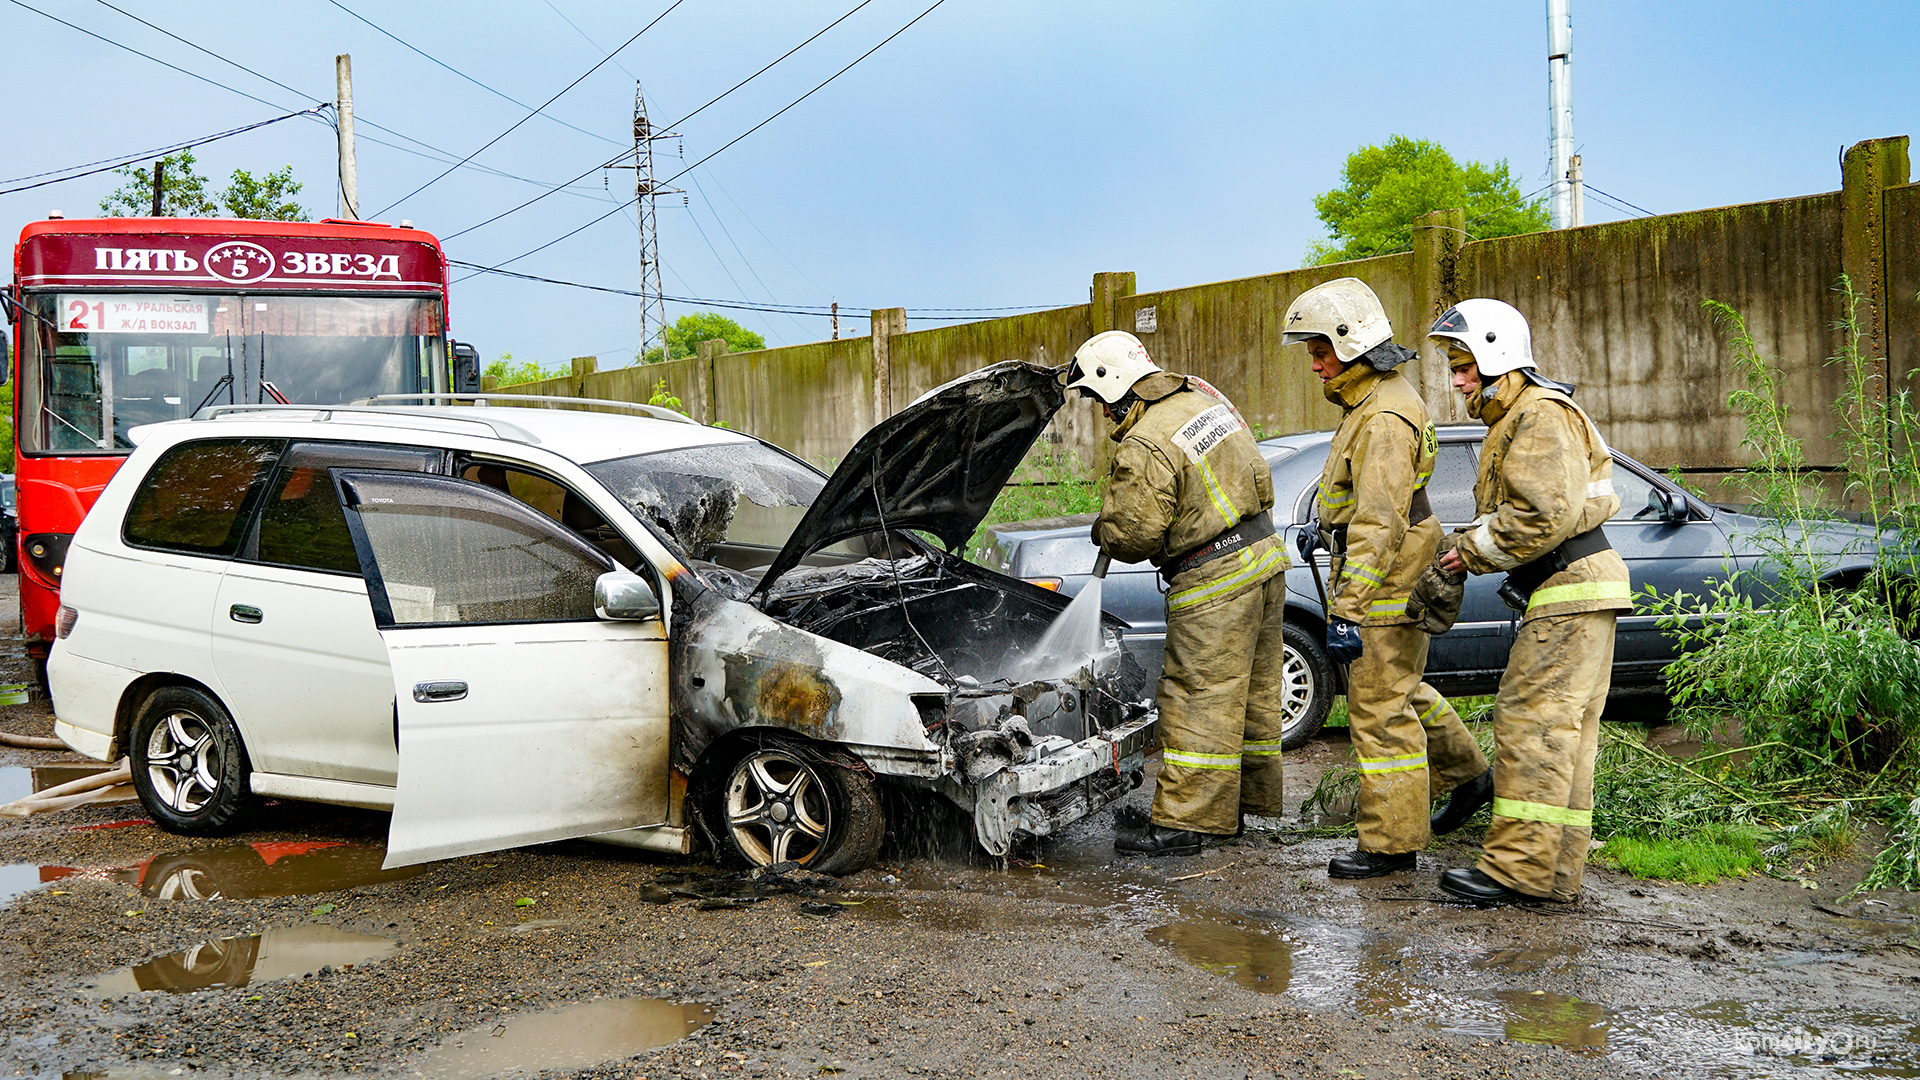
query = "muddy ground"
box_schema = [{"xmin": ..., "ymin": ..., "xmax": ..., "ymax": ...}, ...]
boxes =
[{"xmin": 2, "ymin": 591, "xmax": 1918, "ymax": 1079}]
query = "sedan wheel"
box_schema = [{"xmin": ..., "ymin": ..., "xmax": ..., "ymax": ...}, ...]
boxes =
[
  {"xmin": 129, "ymin": 687, "xmax": 256, "ymax": 836},
  {"xmin": 1278, "ymin": 621, "xmax": 1335, "ymax": 749},
  {"xmin": 719, "ymin": 739, "xmax": 884, "ymax": 875}
]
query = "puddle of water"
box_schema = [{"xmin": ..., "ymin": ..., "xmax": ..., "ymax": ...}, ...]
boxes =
[
  {"xmin": 1439, "ymin": 989, "xmax": 1610, "ymax": 1049},
  {"xmin": 0, "ymin": 863, "xmax": 77, "ymax": 906},
  {"xmin": 1603, "ymin": 1001, "xmax": 1920, "ymax": 1078},
  {"xmin": 115, "ymin": 841, "xmax": 425, "ymax": 899},
  {"xmin": 1145, "ymin": 921, "xmax": 1292, "ymax": 993},
  {"xmin": 415, "ymin": 998, "xmax": 714, "ymax": 1079},
  {"xmin": 88, "ymin": 926, "xmax": 395, "ymax": 995},
  {"xmin": 0, "ymin": 763, "xmax": 138, "ymax": 810}
]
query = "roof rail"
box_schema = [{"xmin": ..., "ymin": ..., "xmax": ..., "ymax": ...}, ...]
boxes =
[
  {"xmin": 353, "ymin": 392, "xmax": 700, "ymax": 425},
  {"xmin": 191, "ymin": 403, "xmax": 539, "ymax": 444}
]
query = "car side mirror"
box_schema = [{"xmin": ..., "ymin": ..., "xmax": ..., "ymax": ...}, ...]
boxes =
[
  {"xmin": 594, "ymin": 571, "xmax": 661, "ymax": 621},
  {"xmin": 1648, "ymin": 486, "xmax": 1688, "ymax": 523}
]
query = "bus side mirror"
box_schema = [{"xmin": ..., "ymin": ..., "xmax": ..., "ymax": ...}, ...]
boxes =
[
  {"xmin": 450, "ymin": 341, "xmax": 481, "ymax": 394},
  {"xmin": 0, "ymin": 333, "xmax": 10, "ymax": 388}
]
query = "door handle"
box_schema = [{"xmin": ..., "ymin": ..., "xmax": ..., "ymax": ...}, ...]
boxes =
[
  {"xmin": 229, "ymin": 605, "xmax": 263, "ymax": 624},
  {"xmin": 412, "ymin": 681, "xmax": 469, "ymax": 703}
]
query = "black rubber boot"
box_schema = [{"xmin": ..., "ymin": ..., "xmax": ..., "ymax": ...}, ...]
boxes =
[
  {"xmin": 1327, "ymin": 850, "xmax": 1418, "ymax": 878},
  {"xmin": 1115, "ymin": 823, "xmax": 1208, "ymax": 857},
  {"xmin": 1439, "ymin": 867, "xmax": 1541, "ymax": 905},
  {"xmin": 1430, "ymin": 768, "xmax": 1495, "ymax": 835}
]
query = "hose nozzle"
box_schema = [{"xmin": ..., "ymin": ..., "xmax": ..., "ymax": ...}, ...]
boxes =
[{"xmin": 1091, "ymin": 552, "xmax": 1111, "ymax": 579}]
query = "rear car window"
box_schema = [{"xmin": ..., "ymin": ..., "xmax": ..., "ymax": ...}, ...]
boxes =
[
  {"xmin": 254, "ymin": 443, "xmax": 443, "ymax": 574},
  {"xmin": 123, "ymin": 438, "xmax": 284, "ymax": 557}
]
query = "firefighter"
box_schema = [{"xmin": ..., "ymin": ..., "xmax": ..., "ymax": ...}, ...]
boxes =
[
  {"xmin": 1427, "ymin": 298, "xmax": 1631, "ymax": 904},
  {"xmin": 1281, "ymin": 278, "xmax": 1491, "ymax": 878},
  {"xmin": 1062, "ymin": 331, "xmax": 1289, "ymax": 855}
]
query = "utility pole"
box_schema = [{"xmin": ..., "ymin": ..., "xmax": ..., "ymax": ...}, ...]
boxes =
[
  {"xmin": 1546, "ymin": 0, "xmax": 1576, "ymax": 228},
  {"xmin": 626, "ymin": 85, "xmax": 679, "ymax": 360},
  {"xmin": 1567, "ymin": 153, "xmax": 1585, "ymax": 228},
  {"xmin": 336, "ymin": 53, "xmax": 359, "ymax": 219},
  {"xmin": 150, "ymin": 161, "xmax": 164, "ymax": 216}
]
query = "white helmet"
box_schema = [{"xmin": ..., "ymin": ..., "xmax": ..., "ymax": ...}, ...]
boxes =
[
  {"xmin": 1427, "ymin": 298, "xmax": 1536, "ymax": 377},
  {"xmin": 1062, "ymin": 330, "xmax": 1161, "ymax": 404},
  {"xmin": 1281, "ymin": 277, "xmax": 1394, "ymax": 365}
]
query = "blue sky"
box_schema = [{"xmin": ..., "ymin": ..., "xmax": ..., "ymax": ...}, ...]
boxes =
[{"xmin": 4, "ymin": 0, "xmax": 1916, "ymax": 368}]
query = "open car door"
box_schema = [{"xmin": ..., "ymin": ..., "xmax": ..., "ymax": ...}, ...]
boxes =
[{"xmin": 335, "ymin": 470, "xmax": 670, "ymax": 869}]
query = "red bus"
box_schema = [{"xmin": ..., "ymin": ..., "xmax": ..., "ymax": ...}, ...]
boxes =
[{"xmin": 6, "ymin": 216, "xmax": 477, "ymax": 672}]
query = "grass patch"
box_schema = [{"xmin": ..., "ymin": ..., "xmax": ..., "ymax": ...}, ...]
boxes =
[
  {"xmin": 967, "ymin": 452, "xmax": 1102, "ymax": 563},
  {"xmin": 1595, "ymin": 823, "xmax": 1766, "ymax": 884}
]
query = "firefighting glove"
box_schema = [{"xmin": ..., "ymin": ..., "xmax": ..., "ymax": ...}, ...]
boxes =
[
  {"xmin": 1407, "ymin": 559, "xmax": 1467, "ymax": 635},
  {"xmin": 1296, "ymin": 523, "xmax": 1320, "ymax": 559},
  {"xmin": 1325, "ymin": 617, "xmax": 1364, "ymax": 666}
]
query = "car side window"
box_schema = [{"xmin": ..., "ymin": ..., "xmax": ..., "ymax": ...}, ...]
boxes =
[
  {"xmin": 123, "ymin": 438, "xmax": 284, "ymax": 557},
  {"xmin": 457, "ymin": 459, "xmax": 640, "ymax": 569},
  {"xmin": 252, "ymin": 442, "xmax": 444, "ymax": 575},
  {"xmin": 1428, "ymin": 442, "xmax": 1480, "ymax": 525},
  {"xmin": 338, "ymin": 470, "xmax": 613, "ymax": 628},
  {"xmin": 1608, "ymin": 462, "xmax": 1667, "ymax": 521}
]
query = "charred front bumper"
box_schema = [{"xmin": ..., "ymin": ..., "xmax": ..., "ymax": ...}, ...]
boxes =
[{"xmin": 945, "ymin": 709, "xmax": 1155, "ymax": 856}]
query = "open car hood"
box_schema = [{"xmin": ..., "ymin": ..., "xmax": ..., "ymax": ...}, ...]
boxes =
[{"xmin": 754, "ymin": 360, "xmax": 1066, "ymax": 593}]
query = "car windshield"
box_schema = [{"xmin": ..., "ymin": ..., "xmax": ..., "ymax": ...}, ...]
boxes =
[
  {"xmin": 18, "ymin": 293, "xmax": 444, "ymax": 453},
  {"xmin": 583, "ymin": 443, "xmax": 827, "ymax": 560}
]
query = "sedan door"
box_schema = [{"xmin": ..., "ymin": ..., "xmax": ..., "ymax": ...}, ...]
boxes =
[{"xmin": 335, "ymin": 470, "xmax": 671, "ymax": 869}]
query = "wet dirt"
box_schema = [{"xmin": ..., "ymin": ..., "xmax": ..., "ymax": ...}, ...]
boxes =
[{"xmin": 1, "ymin": 571, "xmax": 1917, "ymax": 1077}]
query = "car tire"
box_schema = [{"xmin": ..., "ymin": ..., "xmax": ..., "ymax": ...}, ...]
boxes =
[
  {"xmin": 716, "ymin": 737, "xmax": 884, "ymax": 875},
  {"xmin": 129, "ymin": 686, "xmax": 257, "ymax": 836},
  {"xmin": 1279, "ymin": 620, "xmax": 1335, "ymax": 750}
]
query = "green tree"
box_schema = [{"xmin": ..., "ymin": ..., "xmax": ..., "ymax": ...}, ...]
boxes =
[
  {"xmin": 221, "ymin": 165, "xmax": 309, "ymax": 221},
  {"xmin": 641, "ymin": 312, "xmax": 765, "ymax": 364},
  {"xmin": 484, "ymin": 352, "xmax": 563, "ymax": 386},
  {"xmin": 101, "ymin": 151, "xmax": 219, "ymax": 217},
  {"xmin": 100, "ymin": 150, "xmax": 309, "ymax": 220},
  {"xmin": 1305, "ymin": 135, "xmax": 1550, "ymax": 266}
]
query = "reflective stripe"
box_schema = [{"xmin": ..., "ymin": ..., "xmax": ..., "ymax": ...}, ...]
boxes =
[
  {"xmin": 1416, "ymin": 697, "xmax": 1449, "ymax": 724},
  {"xmin": 1470, "ymin": 521, "xmax": 1521, "ymax": 570},
  {"xmin": 1341, "ymin": 561, "xmax": 1387, "ymax": 587},
  {"xmin": 1164, "ymin": 749, "xmax": 1242, "ymax": 770},
  {"xmin": 1317, "ymin": 482, "xmax": 1355, "ymax": 510},
  {"xmin": 1415, "ymin": 468, "xmax": 1433, "ymax": 487},
  {"xmin": 1357, "ymin": 753, "xmax": 1428, "ymax": 774},
  {"xmin": 1196, "ymin": 457, "xmax": 1240, "ymax": 527},
  {"xmin": 1242, "ymin": 738, "xmax": 1285, "ymax": 757},
  {"xmin": 1368, "ymin": 597, "xmax": 1408, "ymax": 616},
  {"xmin": 1587, "ymin": 478, "xmax": 1614, "ymax": 499},
  {"xmin": 1168, "ymin": 546, "xmax": 1284, "ymax": 611},
  {"xmin": 1492, "ymin": 797, "xmax": 1592, "ymax": 828},
  {"xmin": 1526, "ymin": 579, "xmax": 1632, "ymax": 612}
]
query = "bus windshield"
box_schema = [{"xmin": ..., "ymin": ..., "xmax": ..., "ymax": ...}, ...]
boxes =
[{"xmin": 18, "ymin": 293, "xmax": 445, "ymax": 454}]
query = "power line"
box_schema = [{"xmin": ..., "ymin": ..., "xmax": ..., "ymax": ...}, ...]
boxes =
[
  {"xmin": 541, "ymin": 0, "xmax": 640, "ymax": 82},
  {"xmin": 1585, "ymin": 184, "xmax": 1656, "ymax": 218},
  {"xmin": 439, "ymin": 0, "xmax": 877, "ymax": 244},
  {"xmin": 10, "ymin": 0, "xmax": 303, "ymax": 113},
  {"xmin": 658, "ymin": 0, "xmax": 947, "ymax": 189},
  {"xmin": 372, "ymin": 0, "xmax": 688, "ymax": 217},
  {"xmin": 325, "ymin": 0, "xmax": 622, "ymax": 147},
  {"xmin": 455, "ymin": 0, "xmax": 946, "ymax": 274},
  {"xmin": 446, "ymin": 260, "xmax": 1068, "ymax": 318},
  {"xmin": 0, "ymin": 107, "xmax": 325, "ymax": 194},
  {"xmin": 66, "ymin": 0, "xmax": 614, "ymax": 209}
]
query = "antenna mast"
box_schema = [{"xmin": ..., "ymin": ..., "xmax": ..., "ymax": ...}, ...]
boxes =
[{"xmin": 1546, "ymin": 0, "xmax": 1580, "ymax": 228}]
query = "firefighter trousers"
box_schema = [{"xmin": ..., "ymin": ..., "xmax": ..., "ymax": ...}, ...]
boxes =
[
  {"xmin": 1152, "ymin": 573, "xmax": 1288, "ymax": 835},
  {"xmin": 1348, "ymin": 623, "xmax": 1490, "ymax": 854},
  {"xmin": 1478, "ymin": 609, "xmax": 1617, "ymax": 901}
]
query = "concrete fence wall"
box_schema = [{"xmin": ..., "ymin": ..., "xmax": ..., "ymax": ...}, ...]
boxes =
[{"xmin": 500, "ymin": 136, "xmax": 1914, "ymax": 501}]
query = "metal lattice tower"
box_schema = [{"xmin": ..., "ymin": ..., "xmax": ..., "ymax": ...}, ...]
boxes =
[{"xmin": 633, "ymin": 87, "xmax": 666, "ymax": 358}]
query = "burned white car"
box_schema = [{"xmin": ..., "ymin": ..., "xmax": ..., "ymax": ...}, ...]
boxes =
[{"xmin": 48, "ymin": 362, "xmax": 1154, "ymax": 873}]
